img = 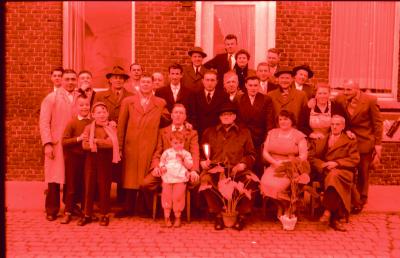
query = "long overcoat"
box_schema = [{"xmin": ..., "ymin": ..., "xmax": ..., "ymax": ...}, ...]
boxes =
[
  {"xmin": 39, "ymin": 87, "xmax": 77, "ymax": 184},
  {"xmin": 118, "ymin": 94, "xmax": 169, "ymax": 189}
]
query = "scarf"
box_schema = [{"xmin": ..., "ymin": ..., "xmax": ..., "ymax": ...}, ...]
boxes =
[{"xmin": 88, "ymin": 120, "xmax": 121, "ymax": 163}]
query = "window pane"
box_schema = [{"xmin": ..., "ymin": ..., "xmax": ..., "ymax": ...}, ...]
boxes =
[
  {"xmin": 329, "ymin": 2, "xmax": 396, "ymax": 94},
  {"xmin": 84, "ymin": 1, "xmax": 132, "ymax": 89},
  {"xmin": 213, "ymin": 5, "xmax": 255, "ymax": 68}
]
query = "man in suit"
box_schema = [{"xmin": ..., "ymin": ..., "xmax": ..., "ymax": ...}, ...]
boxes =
[
  {"xmin": 266, "ymin": 48, "xmax": 281, "ymax": 84},
  {"xmin": 39, "ymin": 69, "xmax": 79, "ymax": 221},
  {"xmin": 51, "ymin": 67, "xmax": 63, "ymax": 92},
  {"xmin": 193, "ymin": 70, "xmax": 230, "ymax": 139},
  {"xmin": 223, "ymin": 71, "xmax": 243, "ymax": 104},
  {"xmin": 292, "ymin": 64, "xmax": 315, "ymax": 100},
  {"xmin": 93, "ymin": 66, "xmax": 133, "ymax": 203},
  {"xmin": 204, "ymin": 34, "xmax": 238, "ymax": 90},
  {"xmin": 237, "ymin": 75, "xmax": 275, "ymax": 178},
  {"xmin": 182, "ymin": 46, "xmax": 208, "ymax": 93},
  {"xmin": 128, "ymin": 63, "xmax": 143, "ymax": 94},
  {"xmin": 309, "ymin": 115, "xmax": 360, "ymax": 231},
  {"xmin": 335, "ymin": 79, "xmax": 383, "ymax": 210},
  {"xmin": 267, "ymin": 67, "xmax": 310, "ymax": 135},
  {"xmin": 257, "ymin": 62, "xmax": 278, "ymax": 95},
  {"xmin": 116, "ymin": 74, "xmax": 170, "ymax": 217},
  {"xmin": 155, "ymin": 63, "xmax": 196, "ymax": 126}
]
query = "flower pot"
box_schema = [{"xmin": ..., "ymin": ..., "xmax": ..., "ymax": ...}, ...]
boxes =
[
  {"xmin": 280, "ymin": 214, "xmax": 298, "ymax": 230},
  {"xmin": 222, "ymin": 212, "xmax": 237, "ymax": 228}
]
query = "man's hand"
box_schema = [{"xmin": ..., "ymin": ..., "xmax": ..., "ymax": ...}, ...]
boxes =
[
  {"xmin": 232, "ymin": 163, "xmax": 246, "ymax": 175},
  {"xmin": 307, "ymin": 98, "xmax": 316, "ymax": 109},
  {"xmin": 160, "ymin": 166, "xmax": 167, "ymax": 175},
  {"xmin": 345, "ymin": 130, "xmax": 356, "ymax": 140},
  {"xmin": 372, "ymin": 145, "xmax": 382, "ymax": 166},
  {"xmin": 189, "ymin": 171, "xmax": 199, "ymax": 182},
  {"xmin": 109, "ymin": 121, "xmax": 117, "ymax": 128},
  {"xmin": 184, "ymin": 121, "xmax": 193, "ymax": 130},
  {"xmin": 151, "ymin": 167, "xmax": 161, "ymax": 177},
  {"xmin": 322, "ymin": 161, "xmax": 338, "ymax": 170},
  {"xmin": 309, "ymin": 132, "xmax": 325, "ymax": 140},
  {"xmin": 200, "ymin": 160, "xmax": 211, "ymax": 170},
  {"xmin": 44, "ymin": 144, "xmax": 54, "ymax": 159}
]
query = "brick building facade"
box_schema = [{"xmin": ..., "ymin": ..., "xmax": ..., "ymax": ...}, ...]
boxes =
[{"xmin": 5, "ymin": 1, "xmax": 400, "ymax": 184}]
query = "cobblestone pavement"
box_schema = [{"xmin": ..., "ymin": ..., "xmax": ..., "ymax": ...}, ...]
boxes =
[{"xmin": 5, "ymin": 211, "xmax": 400, "ymax": 258}]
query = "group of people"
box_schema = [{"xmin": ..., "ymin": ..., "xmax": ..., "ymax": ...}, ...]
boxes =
[{"xmin": 39, "ymin": 34, "xmax": 383, "ymax": 232}]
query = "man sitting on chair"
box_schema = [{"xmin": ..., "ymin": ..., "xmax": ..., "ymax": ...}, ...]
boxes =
[{"xmin": 309, "ymin": 115, "xmax": 360, "ymax": 231}]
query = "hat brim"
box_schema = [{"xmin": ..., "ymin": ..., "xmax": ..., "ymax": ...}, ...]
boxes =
[
  {"xmin": 274, "ymin": 70, "xmax": 293, "ymax": 78},
  {"xmin": 106, "ymin": 73, "xmax": 130, "ymax": 80},
  {"xmin": 188, "ymin": 50, "xmax": 207, "ymax": 58},
  {"xmin": 292, "ymin": 67, "xmax": 314, "ymax": 79},
  {"xmin": 218, "ymin": 108, "xmax": 237, "ymax": 116}
]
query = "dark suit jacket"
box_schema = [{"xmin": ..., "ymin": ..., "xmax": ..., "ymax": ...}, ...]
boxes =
[
  {"xmin": 236, "ymin": 93, "xmax": 275, "ymax": 148},
  {"xmin": 204, "ymin": 53, "xmax": 230, "ymax": 90},
  {"xmin": 181, "ymin": 65, "xmax": 208, "ymax": 93},
  {"xmin": 154, "ymin": 85, "xmax": 196, "ymax": 126},
  {"xmin": 193, "ymin": 88, "xmax": 230, "ymax": 138},
  {"xmin": 93, "ymin": 88, "xmax": 134, "ymax": 124},
  {"xmin": 234, "ymin": 65, "xmax": 256, "ymax": 93},
  {"xmin": 267, "ymin": 87, "xmax": 310, "ymax": 135},
  {"xmin": 259, "ymin": 81, "xmax": 278, "ymax": 95},
  {"xmin": 150, "ymin": 125, "xmax": 200, "ymax": 172},
  {"xmin": 335, "ymin": 92, "xmax": 383, "ymax": 153}
]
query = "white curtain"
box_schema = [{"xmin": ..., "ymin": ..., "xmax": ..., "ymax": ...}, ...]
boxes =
[
  {"xmin": 63, "ymin": 2, "xmax": 85, "ymax": 72},
  {"xmin": 329, "ymin": 1, "xmax": 396, "ymax": 94},
  {"xmin": 213, "ymin": 5, "xmax": 255, "ymax": 68}
]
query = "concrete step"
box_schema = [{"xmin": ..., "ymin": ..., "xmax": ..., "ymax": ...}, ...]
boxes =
[{"xmin": 5, "ymin": 181, "xmax": 400, "ymax": 213}]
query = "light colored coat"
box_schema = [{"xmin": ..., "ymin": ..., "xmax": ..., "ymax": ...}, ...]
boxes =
[
  {"xmin": 39, "ymin": 87, "xmax": 77, "ymax": 184},
  {"xmin": 118, "ymin": 94, "xmax": 170, "ymax": 189}
]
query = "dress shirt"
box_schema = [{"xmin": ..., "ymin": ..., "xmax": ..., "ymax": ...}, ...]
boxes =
[
  {"xmin": 77, "ymin": 115, "xmax": 90, "ymax": 121},
  {"xmin": 171, "ymin": 84, "xmax": 181, "ymax": 102},
  {"xmin": 204, "ymin": 89, "xmax": 215, "ymax": 103},
  {"xmin": 228, "ymin": 54, "xmax": 236, "ymax": 70},
  {"xmin": 193, "ymin": 65, "xmax": 201, "ymax": 75},
  {"xmin": 172, "ymin": 124, "xmax": 184, "ymax": 132},
  {"xmin": 249, "ymin": 95, "xmax": 256, "ymax": 106},
  {"xmin": 295, "ymin": 82, "xmax": 303, "ymax": 91}
]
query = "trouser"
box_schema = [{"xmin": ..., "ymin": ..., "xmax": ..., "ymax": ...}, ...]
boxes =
[
  {"xmin": 201, "ymin": 170, "xmax": 259, "ymax": 215},
  {"xmin": 161, "ymin": 182, "xmax": 187, "ymax": 218},
  {"xmin": 45, "ymin": 183, "xmax": 60, "ymax": 216},
  {"xmin": 64, "ymin": 152, "xmax": 85, "ymax": 213},
  {"xmin": 323, "ymin": 187, "xmax": 347, "ymax": 221},
  {"xmin": 83, "ymin": 151, "xmax": 112, "ymax": 216},
  {"xmin": 111, "ymin": 162, "xmax": 125, "ymax": 203},
  {"xmin": 356, "ymin": 152, "xmax": 373, "ymax": 204}
]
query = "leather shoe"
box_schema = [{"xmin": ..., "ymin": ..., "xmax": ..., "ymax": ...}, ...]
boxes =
[
  {"xmin": 60, "ymin": 213, "xmax": 72, "ymax": 224},
  {"xmin": 71, "ymin": 205, "xmax": 83, "ymax": 217},
  {"xmin": 173, "ymin": 218, "xmax": 181, "ymax": 228},
  {"xmin": 99, "ymin": 216, "xmax": 109, "ymax": 226},
  {"xmin": 46, "ymin": 214, "xmax": 57, "ymax": 221},
  {"xmin": 77, "ymin": 216, "xmax": 92, "ymax": 226},
  {"xmin": 214, "ymin": 216, "xmax": 225, "ymax": 230},
  {"xmin": 233, "ymin": 216, "xmax": 245, "ymax": 231},
  {"xmin": 114, "ymin": 210, "xmax": 134, "ymax": 218},
  {"xmin": 319, "ymin": 210, "xmax": 331, "ymax": 224},
  {"xmin": 351, "ymin": 205, "xmax": 363, "ymax": 214},
  {"xmin": 330, "ymin": 220, "xmax": 347, "ymax": 232}
]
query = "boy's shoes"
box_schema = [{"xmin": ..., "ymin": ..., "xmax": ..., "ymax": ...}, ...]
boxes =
[
  {"xmin": 114, "ymin": 210, "xmax": 134, "ymax": 218},
  {"xmin": 173, "ymin": 218, "xmax": 181, "ymax": 228},
  {"xmin": 77, "ymin": 216, "xmax": 92, "ymax": 226},
  {"xmin": 214, "ymin": 216, "xmax": 225, "ymax": 230},
  {"xmin": 46, "ymin": 214, "xmax": 57, "ymax": 221},
  {"xmin": 330, "ymin": 220, "xmax": 347, "ymax": 232},
  {"xmin": 165, "ymin": 217, "xmax": 173, "ymax": 228},
  {"xmin": 99, "ymin": 216, "xmax": 109, "ymax": 226},
  {"xmin": 60, "ymin": 213, "xmax": 72, "ymax": 224},
  {"xmin": 233, "ymin": 216, "xmax": 245, "ymax": 231}
]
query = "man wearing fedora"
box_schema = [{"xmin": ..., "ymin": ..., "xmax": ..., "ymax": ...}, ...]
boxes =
[
  {"xmin": 267, "ymin": 67, "xmax": 310, "ymax": 135},
  {"xmin": 182, "ymin": 46, "xmax": 208, "ymax": 93},
  {"xmin": 199, "ymin": 102, "xmax": 259, "ymax": 231},
  {"xmin": 292, "ymin": 64, "xmax": 315, "ymax": 100},
  {"xmin": 93, "ymin": 66, "xmax": 133, "ymax": 203}
]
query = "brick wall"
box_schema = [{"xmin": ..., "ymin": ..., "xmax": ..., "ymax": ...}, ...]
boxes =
[
  {"xmin": 372, "ymin": 142, "xmax": 400, "ymax": 184},
  {"xmin": 276, "ymin": 1, "xmax": 331, "ymax": 84},
  {"xmin": 5, "ymin": 2, "xmax": 63, "ymax": 180},
  {"xmin": 135, "ymin": 1, "xmax": 196, "ymax": 76}
]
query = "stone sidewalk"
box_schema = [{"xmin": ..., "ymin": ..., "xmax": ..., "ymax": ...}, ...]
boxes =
[{"xmin": 5, "ymin": 210, "xmax": 400, "ymax": 258}]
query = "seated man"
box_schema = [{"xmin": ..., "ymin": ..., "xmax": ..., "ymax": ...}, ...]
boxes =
[
  {"xmin": 141, "ymin": 104, "xmax": 200, "ymax": 214},
  {"xmin": 199, "ymin": 102, "xmax": 259, "ymax": 231},
  {"xmin": 309, "ymin": 115, "xmax": 360, "ymax": 231}
]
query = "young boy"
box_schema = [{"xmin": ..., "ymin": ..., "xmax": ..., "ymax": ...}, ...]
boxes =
[
  {"xmin": 78, "ymin": 102, "xmax": 120, "ymax": 226},
  {"xmin": 158, "ymin": 131, "xmax": 193, "ymax": 227},
  {"xmin": 61, "ymin": 94, "xmax": 92, "ymax": 224}
]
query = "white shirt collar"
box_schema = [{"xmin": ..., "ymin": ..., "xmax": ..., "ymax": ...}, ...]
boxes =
[
  {"xmin": 172, "ymin": 124, "xmax": 184, "ymax": 131},
  {"xmin": 295, "ymin": 82, "xmax": 303, "ymax": 91},
  {"xmin": 204, "ymin": 89, "xmax": 215, "ymax": 97},
  {"xmin": 170, "ymin": 83, "xmax": 181, "ymax": 90},
  {"xmin": 77, "ymin": 115, "xmax": 89, "ymax": 121}
]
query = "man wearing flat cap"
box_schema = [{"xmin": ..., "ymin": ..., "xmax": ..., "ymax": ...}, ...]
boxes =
[
  {"xmin": 93, "ymin": 66, "xmax": 134, "ymax": 202},
  {"xmin": 182, "ymin": 46, "xmax": 209, "ymax": 93},
  {"xmin": 199, "ymin": 102, "xmax": 259, "ymax": 231},
  {"xmin": 267, "ymin": 67, "xmax": 310, "ymax": 135},
  {"xmin": 292, "ymin": 64, "xmax": 315, "ymax": 100}
]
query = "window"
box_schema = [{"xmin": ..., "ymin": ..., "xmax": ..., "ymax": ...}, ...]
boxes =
[
  {"xmin": 63, "ymin": 1, "xmax": 134, "ymax": 89},
  {"xmin": 196, "ymin": 1, "xmax": 276, "ymax": 68},
  {"xmin": 329, "ymin": 2, "xmax": 400, "ymax": 100}
]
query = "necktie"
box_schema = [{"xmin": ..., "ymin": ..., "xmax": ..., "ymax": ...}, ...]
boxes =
[
  {"xmin": 172, "ymin": 87, "xmax": 178, "ymax": 102},
  {"xmin": 195, "ymin": 67, "xmax": 198, "ymax": 76},
  {"xmin": 207, "ymin": 92, "xmax": 212, "ymax": 104},
  {"xmin": 228, "ymin": 54, "xmax": 232, "ymax": 70}
]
